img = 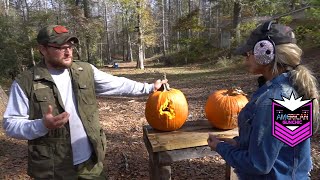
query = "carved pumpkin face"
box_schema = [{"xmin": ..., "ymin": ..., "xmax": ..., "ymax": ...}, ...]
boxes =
[
  {"xmin": 205, "ymin": 88, "xmax": 248, "ymax": 130},
  {"xmin": 145, "ymin": 84, "xmax": 188, "ymax": 131}
]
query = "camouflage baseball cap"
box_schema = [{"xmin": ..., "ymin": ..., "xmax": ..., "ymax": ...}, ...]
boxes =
[
  {"xmin": 37, "ymin": 25, "xmax": 79, "ymax": 45},
  {"xmin": 234, "ymin": 21, "xmax": 296, "ymax": 56}
]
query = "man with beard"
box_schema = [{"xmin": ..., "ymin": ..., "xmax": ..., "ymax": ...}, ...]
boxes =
[{"xmin": 2, "ymin": 25, "xmax": 166, "ymax": 179}]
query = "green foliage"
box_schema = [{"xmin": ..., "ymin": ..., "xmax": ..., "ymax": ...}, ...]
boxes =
[
  {"xmin": 243, "ymin": 0, "xmax": 287, "ymax": 17},
  {"xmin": 237, "ymin": 21, "xmax": 257, "ymax": 45},
  {"xmin": 310, "ymin": 0, "xmax": 320, "ymax": 6},
  {"xmin": 141, "ymin": 4, "xmax": 159, "ymax": 48},
  {"xmin": 0, "ymin": 0, "xmax": 319, "ymax": 75},
  {"xmin": 215, "ymin": 56, "xmax": 235, "ymax": 68},
  {"xmin": 291, "ymin": 7, "xmax": 320, "ymax": 47},
  {"xmin": 66, "ymin": 6, "xmax": 105, "ymax": 62},
  {"xmin": 161, "ymin": 37, "xmax": 223, "ymax": 66},
  {"xmin": 295, "ymin": 23, "xmax": 320, "ymax": 47},
  {"xmin": 0, "ymin": 16, "xmax": 35, "ymax": 79},
  {"xmin": 278, "ymin": 16, "xmax": 293, "ymax": 25},
  {"xmin": 306, "ymin": 6, "xmax": 320, "ymax": 21},
  {"xmin": 173, "ymin": 9, "xmax": 205, "ymax": 32}
]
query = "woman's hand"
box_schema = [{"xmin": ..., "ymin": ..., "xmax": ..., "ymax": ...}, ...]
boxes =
[
  {"xmin": 217, "ymin": 138, "xmax": 238, "ymax": 146},
  {"xmin": 207, "ymin": 134, "xmax": 222, "ymax": 151},
  {"xmin": 208, "ymin": 134, "xmax": 239, "ymax": 151}
]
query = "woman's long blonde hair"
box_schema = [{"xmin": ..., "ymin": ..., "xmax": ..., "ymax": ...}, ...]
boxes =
[{"xmin": 273, "ymin": 43, "xmax": 319, "ymax": 132}]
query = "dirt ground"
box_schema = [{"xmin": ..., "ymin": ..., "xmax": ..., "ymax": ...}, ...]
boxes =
[{"xmin": 0, "ymin": 51, "xmax": 320, "ymax": 179}]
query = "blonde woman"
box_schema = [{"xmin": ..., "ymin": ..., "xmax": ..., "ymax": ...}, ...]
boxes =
[{"xmin": 208, "ymin": 21, "xmax": 319, "ymax": 179}]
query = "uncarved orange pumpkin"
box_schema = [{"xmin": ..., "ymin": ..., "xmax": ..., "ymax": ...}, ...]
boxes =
[
  {"xmin": 145, "ymin": 83, "xmax": 188, "ymax": 131},
  {"xmin": 205, "ymin": 88, "xmax": 248, "ymax": 130}
]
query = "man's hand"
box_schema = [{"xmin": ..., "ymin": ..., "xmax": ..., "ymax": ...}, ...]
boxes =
[
  {"xmin": 43, "ymin": 105, "xmax": 70, "ymax": 129},
  {"xmin": 153, "ymin": 79, "xmax": 168, "ymax": 91}
]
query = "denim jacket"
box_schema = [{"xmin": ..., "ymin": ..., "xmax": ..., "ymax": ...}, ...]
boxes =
[{"xmin": 216, "ymin": 73, "xmax": 312, "ymax": 180}]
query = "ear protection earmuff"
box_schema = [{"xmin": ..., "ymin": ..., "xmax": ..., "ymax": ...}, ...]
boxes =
[{"xmin": 254, "ymin": 21, "xmax": 276, "ymax": 65}]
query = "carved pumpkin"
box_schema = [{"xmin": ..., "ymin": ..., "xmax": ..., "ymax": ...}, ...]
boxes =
[
  {"xmin": 205, "ymin": 88, "xmax": 248, "ymax": 130},
  {"xmin": 145, "ymin": 83, "xmax": 188, "ymax": 131}
]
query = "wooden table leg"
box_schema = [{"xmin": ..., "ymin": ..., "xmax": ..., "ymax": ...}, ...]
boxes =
[
  {"xmin": 225, "ymin": 164, "xmax": 238, "ymax": 180},
  {"xmin": 144, "ymin": 128, "xmax": 171, "ymax": 179},
  {"xmin": 149, "ymin": 152, "xmax": 171, "ymax": 180}
]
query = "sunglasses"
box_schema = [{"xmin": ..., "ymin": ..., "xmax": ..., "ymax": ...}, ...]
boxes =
[{"xmin": 46, "ymin": 44, "xmax": 74, "ymax": 52}]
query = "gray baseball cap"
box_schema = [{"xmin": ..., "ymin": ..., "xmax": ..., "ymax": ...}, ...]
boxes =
[{"xmin": 37, "ymin": 25, "xmax": 79, "ymax": 45}]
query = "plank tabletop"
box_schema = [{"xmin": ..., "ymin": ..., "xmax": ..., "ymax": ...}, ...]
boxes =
[{"xmin": 143, "ymin": 120, "xmax": 239, "ymax": 152}]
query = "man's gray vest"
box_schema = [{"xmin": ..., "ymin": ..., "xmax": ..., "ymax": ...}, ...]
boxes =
[{"xmin": 15, "ymin": 61, "xmax": 106, "ymax": 179}]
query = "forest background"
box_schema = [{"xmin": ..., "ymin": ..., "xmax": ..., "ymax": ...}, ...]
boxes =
[
  {"xmin": 0, "ymin": 0, "xmax": 320, "ymax": 179},
  {"xmin": 0, "ymin": 0, "xmax": 320, "ymax": 77}
]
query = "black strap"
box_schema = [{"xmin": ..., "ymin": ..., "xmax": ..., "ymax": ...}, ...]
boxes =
[{"xmin": 261, "ymin": 21, "xmax": 274, "ymax": 32}]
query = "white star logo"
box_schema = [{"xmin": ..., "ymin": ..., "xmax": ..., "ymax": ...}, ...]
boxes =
[{"xmin": 272, "ymin": 92, "xmax": 312, "ymax": 111}]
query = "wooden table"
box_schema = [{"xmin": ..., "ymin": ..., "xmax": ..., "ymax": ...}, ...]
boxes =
[{"xmin": 143, "ymin": 120, "xmax": 239, "ymax": 180}]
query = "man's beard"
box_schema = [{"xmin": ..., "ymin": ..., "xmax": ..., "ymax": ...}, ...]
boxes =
[{"xmin": 47, "ymin": 57, "xmax": 73, "ymax": 69}]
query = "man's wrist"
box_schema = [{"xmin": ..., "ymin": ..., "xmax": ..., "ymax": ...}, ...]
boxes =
[{"xmin": 41, "ymin": 118, "xmax": 50, "ymax": 130}]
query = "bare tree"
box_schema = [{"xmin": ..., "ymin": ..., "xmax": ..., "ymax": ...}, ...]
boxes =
[
  {"xmin": 136, "ymin": 0, "xmax": 144, "ymax": 69},
  {"xmin": 162, "ymin": 0, "xmax": 167, "ymax": 56},
  {"xmin": 233, "ymin": 0, "xmax": 242, "ymax": 45},
  {"xmin": 104, "ymin": 1, "xmax": 112, "ymax": 63},
  {"xmin": 4, "ymin": 0, "xmax": 10, "ymax": 16},
  {"xmin": 22, "ymin": 0, "xmax": 36, "ymax": 66},
  {"xmin": 83, "ymin": 0, "xmax": 92, "ymax": 63},
  {"xmin": 167, "ymin": 0, "xmax": 171, "ymax": 52},
  {"xmin": 126, "ymin": 9, "xmax": 133, "ymax": 62},
  {"xmin": 176, "ymin": 0, "xmax": 181, "ymax": 51}
]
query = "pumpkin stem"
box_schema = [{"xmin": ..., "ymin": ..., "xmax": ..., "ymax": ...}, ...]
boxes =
[
  {"xmin": 158, "ymin": 73, "xmax": 171, "ymax": 91},
  {"xmin": 225, "ymin": 87, "xmax": 247, "ymax": 96}
]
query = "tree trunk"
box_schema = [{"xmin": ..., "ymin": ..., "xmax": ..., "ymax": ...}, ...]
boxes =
[
  {"xmin": 233, "ymin": 0, "xmax": 242, "ymax": 45},
  {"xmin": 185, "ymin": 0, "xmax": 193, "ymax": 63},
  {"xmin": 137, "ymin": 43, "xmax": 144, "ymax": 69},
  {"xmin": 198, "ymin": 0, "xmax": 202, "ymax": 38},
  {"xmin": 229, "ymin": 0, "xmax": 242, "ymax": 58},
  {"xmin": 113, "ymin": 31, "xmax": 117, "ymax": 57},
  {"xmin": 104, "ymin": 2, "xmax": 112, "ymax": 63},
  {"xmin": 4, "ymin": 0, "xmax": 9, "ymax": 16},
  {"xmin": 176, "ymin": 0, "xmax": 181, "ymax": 51},
  {"xmin": 188, "ymin": 0, "xmax": 192, "ymax": 40},
  {"xmin": 22, "ymin": 0, "xmax": 35, "ymax": 66},
  {"xmin": 143, "ymin": 45, "xmax": 146, "ymax": 60},
  {"xmin": 29, "ymin": 40, "xmax": 36, "ymax": 66},
  {"xmin": 83, "ymin": 0, "xmax": 90, "ymax": 18},
  {"xmin": 136, "ymin": 0, "xmax": 144, "ymax": 69},
  {"xmin": 167, "ymin": 0, "xmax": 171, "ymax": 52},
  {"xmin": 208, "ymin": 1, "xmax": 212, "ymax": 42},
  {"xmin": 85, "ymin": 36, "xmax": 91, "ymax": 63},
  {"xmin": 162, "ymin": 0, "xmax": 166, "ymax": 56},
  {"xmin": 122, "ymin": 16, "xmax": 126, "ymax": 61},
  {"xmin": 99, "ymin": 42, "xmax": 103, "ymax": 66},
  {"xmin": 57, "ymin": 0, "xmax": 61, "ymax": 24},
  {"xmin": 127, "ymin": 30, "xmax": 133, "ymax": 62},
  {"xmin": 83, "ymin": 0, "xmax": 92, "ymax": 63},
  {"xmin": 216, "ymin": 5, "xmax": 220, "ymax": 48},
  {"xmin": 290, "ymin": 0, "xmax": 296, "ymax": 10}
]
